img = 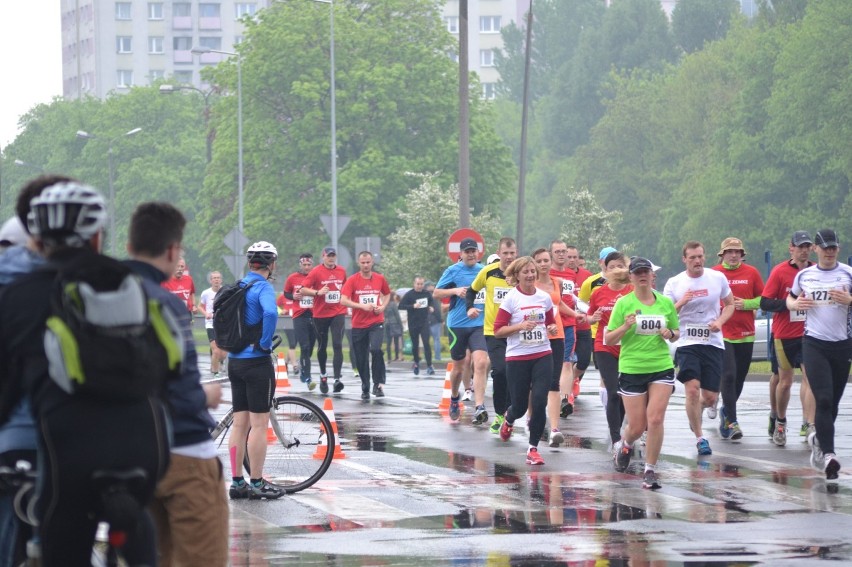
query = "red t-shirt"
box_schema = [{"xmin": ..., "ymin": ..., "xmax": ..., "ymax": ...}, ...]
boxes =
[
  {"xmin": 302, "ymin": 263, "xmax": 347, "ymax": 318},
  {"xmin": 552, "ymin": 266, "xmax": 592, "ymax": 331},
  {"xmin": 162, "ymin": 275, "xmax": 195, "ymax": 312},
  {"xmin": 276, "ymin": 292, "xmax": 294, "ymax": 316},
  {"xmin": 712, "ymin": 263, "xmax": 765, "ymax": 340},
  {"xmin": 588, "ymin": 284, "xmax": 633, "ymax": 356},
  {"xmin": 341, "ymin": 272, "xmax": 391, "ymax": 329},
  {"xmin": 762, "ymin": 260, "xmax": 813, "ymax": 340},
  {"xmin": 283, "ymin": 271, "xmax": 313, "ymax": 318}
]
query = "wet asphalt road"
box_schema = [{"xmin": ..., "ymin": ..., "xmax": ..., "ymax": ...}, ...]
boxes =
[{"xmin": 210, "ymin": 357, "xmax": 852, "ymax": 566}]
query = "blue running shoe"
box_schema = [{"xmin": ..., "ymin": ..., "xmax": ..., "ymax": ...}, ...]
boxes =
[
  {"xmin": 449, "ymin": 395, "xmax": 461, "ymax": 421},
  {"xmin": 719, "ymin": 407, "xmax": 732, "ymax": 439},
  {"xmin": 697, "ymin": 438, "xmax": 712, "ymax": 456}
]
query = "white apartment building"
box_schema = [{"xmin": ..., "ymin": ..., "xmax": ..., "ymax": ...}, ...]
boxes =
[{"xmin": 60, "ymin": 0, "xmax": 270, "ymax": 99}]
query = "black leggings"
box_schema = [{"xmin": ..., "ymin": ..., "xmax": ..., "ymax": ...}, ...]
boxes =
[
  {"xmin": 313, "ymin": 314, "xmax": 345, "ymax": 379},
  {"xmin": 720, "ymin": 341, "xmax": 754, "ymax": 423},
  {"xmin": 597, "ymin": 351, "xmax": 624, "ymax": 443},
  {"xmin": 38, "ymin": 398, "xmax": 170, "ymax": 567},
  {"xmin": 293, "ymin": 315, "xmax": 316, "ymax": 378},
  {"xmin": 486, "ymin": 336, "xmax": 510, "ymax": 415},
  {"xmin": 409, "ymin": 324, "xmax": 432, "ymax": 366},
  {"xmin": 505, "ymin": 355, "xmax": 552, "ymax": 447},
  {"xmin": 803, "ymin": 336, "xmax": 852, "ymax": 454},
  {"xmin": 352, "ymin": 324, "xmax": 386, "ymax": 392}
]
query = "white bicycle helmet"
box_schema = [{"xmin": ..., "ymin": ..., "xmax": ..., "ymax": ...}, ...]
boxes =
[
  {"xmin": 27, "ymin": 182, "xmax": 107, "ymax": 245},
  {"xmin": 246, "ymin": 241, "xmax": 278, "ymax": 266}
]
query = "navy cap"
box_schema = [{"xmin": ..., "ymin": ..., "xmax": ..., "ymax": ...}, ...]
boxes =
[
  {"xmin": 323, "ymin": 246, "xmax": 337, "ymax": 255},
  {"xmin": 815, "ymin": 229, "xmax": 839, "ymax": 248},
  {"xmin": 791, "ymin": 231, "xmax": 813, "ymax": 246},
  {"xmin": 460, "ymin": 237, "xmax": 478, "ymax": 251},
  {"xmin": 629, "ymin": 257, "xmax": 653, "ymax": 273}
]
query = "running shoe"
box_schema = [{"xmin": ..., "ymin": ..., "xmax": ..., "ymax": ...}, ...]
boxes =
[
  {"xmin": 462, "ymin": 389, "xmax": 473, "ymax": 402},
  {"xmin": 449, "ymin": 395, "xmax": 461, "ymax": 421},
  {"xmin": 639, "ymin": 431, "xmax": 647, "ymax": 446},
  {"xmin": 697, "ymin": 438, "xmax": 712, "ymax": 456},
  {"xmin": 293, "ymin": 365, "xmax": 300, "ymax": 378},
  {"xmin": 549, "ymin": 429, "xmax": 564, "ymax": 448},
  {"xmin": 808, "ymin": 431, "xmax": 824, "ymax": 471},
  {"xmin": 319, "ymin": 376, "xmax": 329, "ymax": 394},
  {"xmin": 499, "ymin": 417, "xmax": 513, "ymax": 441},
  {"xmin": 613, "ymin": 440, "xmax": 633, "ymax": 472},
  {"xmin": 212, "ymin": 372, "xmax": 221, "ymax": 380},
  {"xmin": 472, "ymin": 405, "xmax": 488, "ymax": 425},
  {"xmin": 361, "ymin": 391, "xmax": 370, "ymax": 400},
  {"xmin": 229, "ymin": 481, "xmax": 249, "ymax": 500},
  {"xmin": 572, "ymin": 377, "xmax": 581, "ymax": 399},
  {"xmin": 719, "ymin": 407, "xmax": 732, "ymax": 439},
  {"xmin": 806, "ymin": 423, "xmax": 816, "ymax": 441},
  {"xmin": 768, "ymin": 414, "xmax": 776, "ymax": 437},
  {"xmin": 705, "ymin": 398, "xmax": 718, "ymax": 420},
  {"xmin": 825, "ymin": 454, "xmax": 841, "ymax": 481},
  {"xmin": 526, "ymin": 447, "xmax": 545, "ymax": 465},
  {"xmin": 412, "ymin": 362, "xmax": 420, "ymax": 376},
  {"xmin": 426, "ymin": 366, "xmax": 435, "ymax": 376},
  {"xmin": 489, "ymin": 414, "xmax": 505, "ymax": 435},
  {"xmin": 800, "ymin": 422, "xmax": 810, "ymax": 437},
  {"xmin": 305, "ymin": 379, "xmax": 317, "ymax": 392},
  {"xmin": 333, "ymin": 379, "xmax": 344, "ymax": 393},
  {"xmin": 560, "ymin": 396, "xmax": 574, "ymax": 418},
  {"xmin": 372, "ymin": 384, "xmax": 385, "ymax": 397},
  {"xmin": 729, "ymin": 421, "xmax": 743, "ymax": 441},
  {"xmin": 642, "ymin": 470, "xmax": 662, "ymax": 490},
  {"xmin": 248, "ymin": 479, "xmax": 285, "ymax": 500},
  {"xmin": 773, "ymin": 421, "xmax": 787, "ymax": 447}
]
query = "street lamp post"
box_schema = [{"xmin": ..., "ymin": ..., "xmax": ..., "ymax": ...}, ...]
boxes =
[
  {"xmin": 13, "ymin": 159, "xmax": 45, "ymax": 173},
  {"xmin": 159, "ymin": 84, "xmax": 216, "ymax": 162},
  {"xmin": 76, "ymin": 127, "xmax": 142, "ymax": 255},
  {"xmin": 191, "ymin": 47, "xmax": 243, "ymax": 235}
]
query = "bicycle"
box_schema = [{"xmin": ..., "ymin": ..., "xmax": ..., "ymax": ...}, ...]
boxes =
[{"xmin": 211, "ymin": 338, "xmax": 335, "ymax": 493}]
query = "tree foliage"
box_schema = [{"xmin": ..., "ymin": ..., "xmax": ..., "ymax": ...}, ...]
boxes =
[
  {"xmin": 558, "ymin": 189, "xmax": 624, "ymax": 262},
  {"xmin": 672, "ymin": 0, "xmax": 740, "ymax": 53}
]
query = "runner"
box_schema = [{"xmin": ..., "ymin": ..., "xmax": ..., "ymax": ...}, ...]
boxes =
[
  {"xmin": 399, "ymin": 276, "xmax": 435, "ymax": 376},
  {"xmin": 761, "ymin": 231, "xmax": 815, "ymax": 446},
  {"xmin": 301, "ymin": 247, "xmax": 347, "ymax": 394},
  {"xmin": 162, "ymin": 257, "xmax": 197, "ymax": 314},
  {"xmin": 712, "ymin": 238, "xmax": 765, "ymax": 440},
  {"xmin": 434, "ymin": 238, "xmax": 487, "ymax": 423},
  {"xmin": 787, "ymin": 229, "xmax": 852, "ymax": 481},
  {"xmin": 275, "ymin": 290, "xmax": 299, "ymax": 374},
  {"xmin": 663, "ymin": 241, "xmax": 734, "ymax": 456},
  {"xmin": 587, "ymin": 251, "xmax": 633, "ymax": 447},
  {"xmin": 283, "ymin": 253, "xmax": 318, "ymax": 389},
  {"xmin": 466, "ymin": 237, "xmax": 518, "ymax": 431},
  {"xmin": 341, "ymin": 251, "xmax": 391, "ymax": 400},
  {"xmin": 199, "ymin": 270, "xmax": 225, "ymax": 378},
  {"xmin": 578, "ymin": 247, "xmax": 617, "ymax": 410},
  {"xmin": 494, "ymin": 256, "xmax": 559, "ymax": 465},
  {"xmin": 606, "ymin": 257, "xmax": 679, "ymax": 489}
]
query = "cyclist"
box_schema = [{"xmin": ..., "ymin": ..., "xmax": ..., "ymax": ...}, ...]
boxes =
[
  {"xmin": 0, "ymin": 181, "xmax": 170, "ymax": 566},
  {"xmin": 227, "ymin": 241, "xmax": 285, "ymax": 500}
]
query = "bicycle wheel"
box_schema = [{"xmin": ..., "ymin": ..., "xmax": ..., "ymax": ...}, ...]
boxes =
[{"xmin": 257, "ymin": 395, "xmax": 335, "ymax": 493}]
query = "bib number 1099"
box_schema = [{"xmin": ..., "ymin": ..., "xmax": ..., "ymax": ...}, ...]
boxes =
[{"xmin": 684, "ymin": 325, "xmax": 711, "ymax": 341}]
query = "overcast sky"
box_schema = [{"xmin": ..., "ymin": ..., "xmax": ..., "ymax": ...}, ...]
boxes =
[{"xmin": 0, "ymin": 0, "xmax": 62, "ymax": 148}]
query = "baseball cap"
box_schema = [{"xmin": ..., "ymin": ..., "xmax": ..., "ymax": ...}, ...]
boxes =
[
  {"xmin": 791, "ymin": 231, "xmax": 813, "ymax": 247},
  {"xmin": 598, "ymin": 246, "xmax": 617, "ymax": 261},
  {"xmin": 460, "ymin": 237, "xmax": 478, "ymax": 251},
  {"xmin": 0, "ymin": 217, "xmax": 28, "ymax": 248},
  {"xmin": 323, "ymin": 246, "xmax": 337, "ymax": 255},
  {"xmin": 486, "ymin": 253, "xmax": 499, "ymax": 264},
  {"xmin": 629, "ymin": 257, "xmax": 653, "ymax": 273},
  {"xmin": 815, "ymin": 229, "xmax": 839, "ymax": 248},
  {"xmin": 717, "ymin": 237, "xmax": 746, "ymax": 257}
]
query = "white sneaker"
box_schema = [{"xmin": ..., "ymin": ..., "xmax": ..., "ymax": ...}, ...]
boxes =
[
  {"xmin": 809, "ymin": 431, "xmax": 824, "ymax": 471},
  {"xmin": 705, "ymin": 399, "xmax": 718, "ymax": 420},
  {"xmin": 461, "ymin": 389, "xmax": 473, "ymax": 402},
  {"xmin": 549, "ymin": 429, "xmax": 564, "ymax": 448}
]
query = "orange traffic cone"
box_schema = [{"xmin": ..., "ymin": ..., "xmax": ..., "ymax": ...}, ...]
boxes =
[
  {"xmin": 266, "ymin": 422, "xmax": 278, "ymax": 443},
  {"xmin": 313, "ymin": 398, "xmax": 346, "ymax": 460},
  {"xmin": 438, "ymin": 362, "xmax": 464, "ymax": 413},
  {"xmin": 276, "ymin": 353, "xmax": 291, "ymax": 389}
]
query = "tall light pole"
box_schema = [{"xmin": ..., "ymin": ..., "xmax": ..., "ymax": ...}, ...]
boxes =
[
  {"xmin": 191, "ymin": 47, "xmax": 244, "ymax": 235},
  {"xmin": 13, "ymin": 159, "xmax": 45, "ymax": 173},
  {"xmin": 76, "ymin": 127, "xmax": 142, "ymax": 255},
  {"xmin": 159, "ymin": 84, "xmax": 216, "ymax": 163}
]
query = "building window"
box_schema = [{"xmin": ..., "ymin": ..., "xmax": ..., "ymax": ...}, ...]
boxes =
[
  {"xmin": 235, "ymin": 3, "xmax": 257, "ymax": 18},
  {"xmin": 116, "ymin": 36, "xmax": 132, "ymax": 53},
  {"xmin": 199, "ymin": 37, "xmax": 222, "ymax": 50},
  {"xmin": 480, "ymin": 16, "xmax": 501, "ymax": 33},
  {"xmin": 173, "ymin": 36, "xmax": 193, "ymax": 51},
  {"xmin": 115, "ymin": 2, "xmax": 131, "ymax": 20},
  {"xmin": 444, "ymin": 16, "xmax": 458, "ymax": 33},
  {"xmin": 117, "ymin": 70, "xmax": 133, "ymax": 87},
  {"xmin": 173, "ymin": 3, "xmax": 191, "ymax": 17},
  {"xmin": 173, "ymin": 70, "xmax": 193, "ymax": 84},
  {"xmin": 148, "ymin": 2, "xmax": 163, "ymax": 19},
  {"xmin": 480, "ymin": 49, "xmax": 495, "ymax": 67},
  {"xmin": 149, "ymin": 70, "xmax": 165, "ymax": 81},
  {"xmin": 234, "ymin": 35, "xmax": 244, "ymax": 45},
  {"xmin": 199, "ymin": 3, "xmax": 220, "ymax": 17},
  {"xmin": 148, "ymin": 36, "xmax": 164, "ymax": 54},
  {"xmin": 482, "ymin": 82, "xmax": 496, "ymax": 100}
]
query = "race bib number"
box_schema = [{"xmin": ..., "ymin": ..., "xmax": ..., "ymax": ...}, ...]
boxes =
[
  {"xmin": 325, "ymin": 290, "xmax": 341, "ymax": 304},
  {"xmin": 635, "ymin": 315, "xmax": 666, "ymax": 336},
  {"xmin": 809, "ymin": 285, "xmax": 835, "ymax": 306},
  {"xmin": 299, "ymin": 296, "xmax": 314, "ymax": 308},
  {"xmin": 520, "ymin": 327, "xmax": 547, "ymax": 346},
  {"xmin": 683, "ymin": 324, "xmax": 711, "ymax": 342},
  {"xmin": 789, "ymin": 309, "xmax": 807, "ymax": 322},
  {"xmin": 474, "ymin": 289, "xmax": 485, "ymax": 305},
  {"xmin": 360, "ymin": 294, "xmax": 378, "ymax": 306},
  {"xmin": 562, "ymin": 280, "xmax": 575, "ymax": 295},
  {"xmin": 494, "ymin": 287, "xmax": 511, "ymax": 304},
  {"xmin": 414, "ymin": 297, "xmax": 429, "ymax": 309}
]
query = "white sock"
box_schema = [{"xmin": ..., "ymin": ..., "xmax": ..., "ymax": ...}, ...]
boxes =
[{"xmin": 645, "ymin": 463, "xmax": 656, "ymax": 473}]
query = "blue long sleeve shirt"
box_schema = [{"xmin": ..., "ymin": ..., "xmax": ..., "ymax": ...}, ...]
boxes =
[{"xmin": 230, "ymin": 271, "xmax": 278, "ymax": 359}]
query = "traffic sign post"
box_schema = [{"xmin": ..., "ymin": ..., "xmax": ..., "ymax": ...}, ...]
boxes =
[
  {"xmin": 446, "ymin": 228, "xmax": 484, "ymax": 263},
  {"xmin": 223, "ymin": 227, "xmax": 249, "ymax": 280}
]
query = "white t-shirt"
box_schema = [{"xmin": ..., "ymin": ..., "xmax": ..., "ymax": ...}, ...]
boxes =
[
  {"xmin": 199, "ymin": 287, "xmax": 217, "ymax": 329},
  {"xmin": 499, "ymin": 287, "xmax": 554, "ymax": 359},
  {"xmin": 663, "ymin": 269, "xmax": 731, "ymax": 350},
  {"xmin": 791, "ymin": 263, "xmax": 852, "ymax": 342}
]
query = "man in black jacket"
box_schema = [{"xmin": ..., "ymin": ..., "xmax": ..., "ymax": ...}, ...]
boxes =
[{"xmin": 400, "ymin": 276, "xmax": 435, "ymax": 375}]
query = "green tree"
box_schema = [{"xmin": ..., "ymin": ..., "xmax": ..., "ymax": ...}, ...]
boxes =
[
  {"xmin": 672, "ymin": 0, "xmax": 740, "ymax": 53},
  {"xmin": 196, "ymin": 0, "xmax": 514, "ymax": 270},
  {"xmin": 380, "ymin": 174, "xmax": 502, "ymax": 288},
  {"xmin": 757, "ymin": 0, "xmax": 809, "ymax": 25},
  {"xmin": 558, "ymin": 189, "xmax": 624, "ymax": 263}
]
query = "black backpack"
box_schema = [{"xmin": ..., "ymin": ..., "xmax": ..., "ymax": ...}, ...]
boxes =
[
  {"xmin": 212, "ymin": 280, "xmax": 262, "ymax": 353},
  {"xmin": 43, "ymin": 253, "xmax": 183, "ymax": 402}
]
